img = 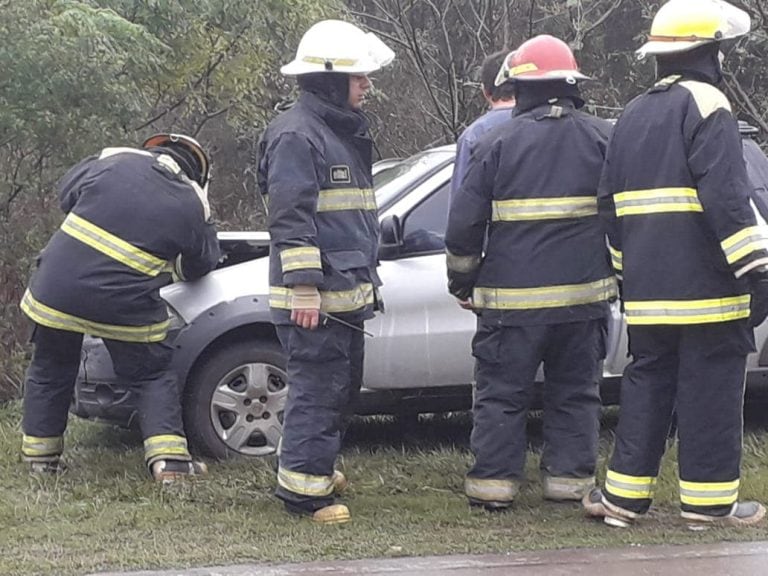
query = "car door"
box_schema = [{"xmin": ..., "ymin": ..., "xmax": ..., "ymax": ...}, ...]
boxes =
[{"xmin": 365, "ymin": 165, "xmax": 477, "ymax": 389}]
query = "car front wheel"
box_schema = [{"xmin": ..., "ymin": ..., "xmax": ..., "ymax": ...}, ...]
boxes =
[{"xmin": 183, "ymin": 339, "xmax": 287, "ymax": 460}]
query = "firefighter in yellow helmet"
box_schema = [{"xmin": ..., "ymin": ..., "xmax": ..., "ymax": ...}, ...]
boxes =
[
  {"xmin": 583, "ymin": 0, "xmax": 767, "ymax": 529},
  {"xmin": 20, "ymin": 134, "xmax": 220, "ymax": 482},
  {"xmin": 258, "ymin": 20, "xmax": 394, "ymax": 524}
]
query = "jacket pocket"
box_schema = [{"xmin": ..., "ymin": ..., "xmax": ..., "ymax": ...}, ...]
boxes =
[{"xmin": 323, "ymin": 249, "xmax": 370, "ymax": 272}]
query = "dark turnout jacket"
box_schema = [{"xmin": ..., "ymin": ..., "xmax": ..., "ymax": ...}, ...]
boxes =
[
  {"xmin": 598, "ymin": 74, "xmax": 768, "ymax": 326},
  {"xmin": 21, "ymin": 148, "xmax": 220, "ymax": 342},
  {"xmin": 258, "ymin": 91, "xmax": 379, "ymax": 324},
  {"xmin": 445, "ymin": 99, "xmax": 616, "ymax": 325}
]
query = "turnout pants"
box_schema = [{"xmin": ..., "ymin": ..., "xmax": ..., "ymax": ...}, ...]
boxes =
[
  {"xmin": 22, "ymin": 324, "xmax": 191, "ymax": 466},
  {"xmin": 465, "ymin": 319, "xmax": 604, "ymax": 505},
  {"xmin": 604, "ymin": 321, "xmax": 753, "ymax": 516},
  {"xmin": 275, "ymin": 321, "xmax": 364, "ymax": 512}
]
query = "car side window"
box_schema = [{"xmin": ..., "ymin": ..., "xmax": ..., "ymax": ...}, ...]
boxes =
[{"xmin": 400, "ymin": 182, "xmax": 450, "ymax": 255}]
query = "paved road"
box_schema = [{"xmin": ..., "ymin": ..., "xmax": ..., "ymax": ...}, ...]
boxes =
[{"xmin": 92, "ymin": 541, "xmax": 768, "ymax": 576}]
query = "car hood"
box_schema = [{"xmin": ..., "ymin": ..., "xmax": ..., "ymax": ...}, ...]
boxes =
[{"xmin": 161, "ymin": 256, "xmax": 271, "ymax": 324}]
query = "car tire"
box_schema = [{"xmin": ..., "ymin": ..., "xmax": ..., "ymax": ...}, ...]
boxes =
[{"xmin": 183, "ymin": 339, "xmax": 287, "ymax": 460}]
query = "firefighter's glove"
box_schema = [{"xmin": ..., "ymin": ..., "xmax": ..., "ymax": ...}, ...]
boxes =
[
  {"xmin": 747, "ymin": 269, "xmax": 768, "ymax": 328},
  {"xmin": 291, "ymin": 284, "xmax": 321, "ymax": 330},
  {"xmin": 447, "ymin": 269, "xmax": 477, "ymax": 302}
]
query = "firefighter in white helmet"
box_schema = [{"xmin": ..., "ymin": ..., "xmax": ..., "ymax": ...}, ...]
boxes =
[
  {"xmin": 584, "ymin": 0, "xmax": 767, "ymax": 529},
  {"xmin": 20, "ymin": 133, "xmax": 220, "ymax": 482},
  {"xmin": 258, "ymin": 20, "xmax": 394, "ymax": 524}
]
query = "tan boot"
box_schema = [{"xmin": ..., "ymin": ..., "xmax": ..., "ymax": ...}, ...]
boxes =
[
  {"xmin": 682, "ymin": 501, "xmax": 766, "ymax": 531},
  {"xmin": 332, "ymin": 470, "xmax": 349, "ymax": 494},
  {"xmin": 543, "ymin": 475, "xmax": 595, "ymax": 502},
  {"xmin": 150, "ymin": 459, "xmax": 208, "ymax": 483},
  {"xmin": 312, "ymin": 504, "xmax": 351, "ymax": 524}
]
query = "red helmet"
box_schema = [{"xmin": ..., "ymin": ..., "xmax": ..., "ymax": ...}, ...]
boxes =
[{"xmin": 494, "ymin": 35, "xmax": 590, "ymax": 86}]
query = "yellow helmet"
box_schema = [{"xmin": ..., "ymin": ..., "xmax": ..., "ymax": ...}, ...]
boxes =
[{"xmin": 637, "ymin": 0, "xmax": 750, "ymax": 59}]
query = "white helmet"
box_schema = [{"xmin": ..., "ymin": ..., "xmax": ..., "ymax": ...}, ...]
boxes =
[
  {"xmin": 637, "ymin": 0, "xmax": 750, "ymax": 59},
  {"xmin": 280, "ymin": 20, "xmax": 395, "ymax": 76}
]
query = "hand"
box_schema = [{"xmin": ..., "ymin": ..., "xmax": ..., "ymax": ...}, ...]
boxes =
[
  {"xmin": 447, "ymin": 270, "xmax": 478, "ymax": 301},
  {"xmin": 747, "ymin": 268, "xmax": 768, "ymax": 327},
  {"xmin": 457, "ymin": 298, "xmax": 474, "ymax": 310},
  {"xmin": 290, "ymin": 285, "xmax": 321, "ymax": 330}
]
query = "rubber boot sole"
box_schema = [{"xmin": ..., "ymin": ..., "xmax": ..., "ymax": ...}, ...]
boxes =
[{"xmin": 681, "ymin": 504, "xmax": 766, "ymax": 531}]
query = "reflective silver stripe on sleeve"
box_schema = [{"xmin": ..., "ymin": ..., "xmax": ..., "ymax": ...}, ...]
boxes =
[
  {"xmin": 317, "ymin": 188, "xmax": 377, "ymax": 212},
  {"xmin": 280, "ymin": 246, "xmax": 322, "ymax": 273},
  {"xmin": 721, "ymin": 226, "xmax": 767, "ymax": 266},
  {"xmin": 446, "ymin": 250, "xmax": 481, "ymax": 274},
  {"xmin": 614, "ymin": 188, "xmax": 702, "ymax": 217}
]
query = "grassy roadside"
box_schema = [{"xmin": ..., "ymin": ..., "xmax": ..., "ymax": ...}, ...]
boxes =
[{"xmin": 0, "ymin": 402, "xmax": 767, "ymax": 576}]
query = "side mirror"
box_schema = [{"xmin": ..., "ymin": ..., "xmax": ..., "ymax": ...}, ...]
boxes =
[{"xmin": 378, "ymin": 215, "xmax": 402, "ymax": 260}]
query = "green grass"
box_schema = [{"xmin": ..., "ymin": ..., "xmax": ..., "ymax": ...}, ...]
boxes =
[{"xmin": 1, "ymin": 402, "xmax": 767, "ymax": 576}]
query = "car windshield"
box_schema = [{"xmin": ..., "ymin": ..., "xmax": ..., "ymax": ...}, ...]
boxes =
[{"xmin": 374, "ymin": 149, "xmax": 454, "ymax": 211}]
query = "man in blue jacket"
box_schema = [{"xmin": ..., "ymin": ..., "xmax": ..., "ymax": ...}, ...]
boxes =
[{"xmin": 450, "ymin": 49, "xmax": 516, "ymax": 197}]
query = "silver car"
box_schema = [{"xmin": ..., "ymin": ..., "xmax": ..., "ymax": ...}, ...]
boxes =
[{"xmin": 74, "ymin": 123, "xmax": 768, "ymax": 460}]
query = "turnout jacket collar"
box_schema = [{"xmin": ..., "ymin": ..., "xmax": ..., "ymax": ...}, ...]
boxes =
[{"xmin": 297, "ymin": 91, "xmax": 370, "ymax": 136}]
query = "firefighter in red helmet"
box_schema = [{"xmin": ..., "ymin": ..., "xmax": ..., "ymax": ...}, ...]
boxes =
[{"xmin": 446, "ymin": 35, "xmax": 615, "ymax": 510}]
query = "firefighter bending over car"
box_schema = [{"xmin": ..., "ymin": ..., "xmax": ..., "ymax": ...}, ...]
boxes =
[
  {"xmin": 20, "ymin": 134, "xmax": 220, "ymax": 482},
  {"xmin": 583, "ymin": 0, "xmax": 767, "ymax": 529},
  {"xmin": 445, "ymin": 35, "xmax": 615, "ymax": 510},
  {"xmin": 257, "ymin": 20, "xmax": 394, "ymax": 524}
]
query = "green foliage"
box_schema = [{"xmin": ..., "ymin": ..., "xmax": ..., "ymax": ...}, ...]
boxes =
[{"xmin": 0, "ymin": 0, "xmax": 341, "ymax": 399}]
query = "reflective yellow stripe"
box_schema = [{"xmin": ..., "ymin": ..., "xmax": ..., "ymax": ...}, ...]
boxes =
[
  {"xmin": 680, "ymin": 479, "xmax": 739, "ymax": 507},
  {"xmin": 721, "ymin": 226, "xmax": 767, "ymax": 265},
  {"xmin": 473, "ymin": 277, "xmax": 617, "ymax": 310},
  {"xmin": 269, "ymin": 284, "xmax": 374, "ymax": 313},
  {"xmin": 491, "ymin": 196, "xmax": 597, "ymax": 221},
  {"xmin": 21, "ymin": 435, "xmax": 64, "ymax": 457},
  {"xmin": 143, "ymin": 434, "xmax": 190, "ymax": 461},
  {"xmin": 609, "ymin": 244, "xmax": 623, "ymax": 271},
  {"xmin": 625, "ymin": 295, "xmax": 750, "ymax": 325},
  {"xmin": 615, "ymin": 188, "xmax": 702, "ymax": 217},
  {"xmin": 464, "ymin": 477, "xmax": 518, "ymax": 503},
  {"xmin": 446, "ymin": 250, "xmax": 481, "ymax": 274},
  {"xmin": 278, "ymin": 466, "xmax": 334, "ymax": 497},
  {"xmin": 61, "ymin": 213, "xmax": 171, "ymax": 277},
  {"xmin": 605, "ymin": 470, "xmax": 657, "ymax": 500},
  {"xmin": 280, "ymin": 246, "xmax": 322, "ymax": 273},
  {"xmin": 21, "ymin": 289, "xmax": 169, "ymax": 343},
  {"xmin": 302, "ymin": 56, "xmax": 357, "ymax": 67},
  {"xmin": 317, "ymin": 188, "xmax": 376, "ymax": 212}
]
